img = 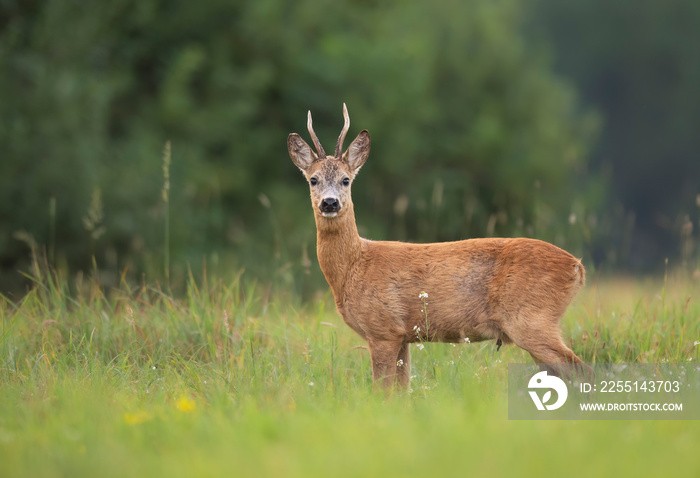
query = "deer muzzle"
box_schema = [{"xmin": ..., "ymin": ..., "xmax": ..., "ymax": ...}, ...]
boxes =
[{"xmin": 320, "ymin": 197, "xmax": 341, "ymax": 216}]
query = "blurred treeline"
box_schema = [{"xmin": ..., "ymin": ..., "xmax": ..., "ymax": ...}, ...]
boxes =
[
  {"xmin": 531, "ymin": 0, "xmax": 700, "ymax": 271},
  {"xmin": 0, "ymin": 0, "xmax": 697, "ymax": 297}
]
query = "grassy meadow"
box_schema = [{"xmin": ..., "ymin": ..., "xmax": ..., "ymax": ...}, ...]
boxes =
[{"xmin": 1, "ymin": 264, "xmax": 699, "ymax": 477}]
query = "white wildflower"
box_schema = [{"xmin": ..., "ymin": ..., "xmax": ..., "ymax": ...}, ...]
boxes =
[
  {"xmin": 464, "ymin": 337, "xmax": 471, "ymax": 343},
  {"xmin": 416, "ymin": 343, "xmax": 425, "ymax": 351},
  {"xmin": 397, "ymin": 359, "xmax": 404, "ymax": 367},
  {"xmin": 694, "ymin": 341, "xmax": 700, "ymax": 346},
  {"xmin": 308, "ymin": 382, "xmax": 314, "ymax": 387},
  {"xmin": 419, "ymin": 291, "xmax": 429, "ymax": 299}
]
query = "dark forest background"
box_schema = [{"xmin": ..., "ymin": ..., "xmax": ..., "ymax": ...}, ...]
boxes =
[{"xmin": 1, "ymin": 0, "xmax": 698, "ymax": 297}]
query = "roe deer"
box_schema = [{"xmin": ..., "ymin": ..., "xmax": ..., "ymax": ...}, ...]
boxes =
[{"xmin": 288, "ymin": 104, "xmax": 589, "ymax": 388}]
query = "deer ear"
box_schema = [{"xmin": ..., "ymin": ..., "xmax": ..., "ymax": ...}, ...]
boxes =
[
  {"xmin": 288, "ymin": 133, "xmax": 317, "ymax": 171},
  {"xmin": 344, "ymin": 130, "xmax": 370, "ymax": 173}
]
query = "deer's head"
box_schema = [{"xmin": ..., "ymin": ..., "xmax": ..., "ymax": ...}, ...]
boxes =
[{"xmin": 288, "ymin": 104, "xmax": 370, "ymax": 219}]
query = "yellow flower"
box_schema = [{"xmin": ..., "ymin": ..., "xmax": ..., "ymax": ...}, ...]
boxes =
[
  {"xmin": 176, "ymin": 395, "xmax": 196, "ymax": 413},
  {"xmin": 124, "ymin": 411, "xmax": 153, "ymax": 425}
]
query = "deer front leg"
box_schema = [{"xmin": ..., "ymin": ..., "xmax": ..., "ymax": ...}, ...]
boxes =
[
  {"xmin": 396, "ymin": 342, "xmax": 411, "ymax": 389},
  {"xmin": 368, "ymin": 340, "xmax": 403, "ymax": 389}
]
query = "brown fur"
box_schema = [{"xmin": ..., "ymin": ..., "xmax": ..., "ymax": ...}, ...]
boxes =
[{"xmin": 288, "ymin": 105, "xmax": 589, "ymax": 388}]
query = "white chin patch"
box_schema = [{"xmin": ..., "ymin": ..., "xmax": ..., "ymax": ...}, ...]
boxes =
[{"xmin": 321, "ymin": 212, "xmax": 338, "ymax": 218}]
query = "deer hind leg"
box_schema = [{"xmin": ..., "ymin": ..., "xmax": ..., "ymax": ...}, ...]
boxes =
[
  {"xmin": 368, "ymin": 340, "xmax": 404, "ymax": 389},
  {"xmin": 526, "ymin": 339, "xmax": 586, "ymax": 378},
  {"xmin": 503, "ymin": 319, "xmax": 592, "ymax": 381},
  {"xmin": 530, "ymin": 346, "xmax": 594, "ymax": 383}
]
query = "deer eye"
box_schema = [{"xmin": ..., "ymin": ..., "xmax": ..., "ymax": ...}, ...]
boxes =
[
  {"xmin": 310, "ymin": 177, "xmax": 318, "ymax": 186},
  {"xmin": 342, "ymin": 177, "xmax": 350, "ymax": 186}
]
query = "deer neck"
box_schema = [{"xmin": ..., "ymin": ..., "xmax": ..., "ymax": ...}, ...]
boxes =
[{"xmin": 314, "ymin": 202, "xmax": 363, "ymax": 297}]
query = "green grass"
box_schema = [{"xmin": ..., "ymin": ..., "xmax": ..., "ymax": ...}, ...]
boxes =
[{"xmin": 1, "ymin": 268, "xmax": 699, "ymax": 477}]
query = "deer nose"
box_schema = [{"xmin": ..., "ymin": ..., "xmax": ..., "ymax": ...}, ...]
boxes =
[{"xmin": 320, "ymin": 198, "xmax": 341, "ymax": 214}]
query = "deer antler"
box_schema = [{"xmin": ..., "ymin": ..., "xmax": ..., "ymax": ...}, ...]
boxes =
[
  {"xmin": 335, "ymin": 103, "xmax": 350, "ymax": 159},
  {"xmin": 307, "ymin": 110, "xmax": 326, "ymax": 159}
]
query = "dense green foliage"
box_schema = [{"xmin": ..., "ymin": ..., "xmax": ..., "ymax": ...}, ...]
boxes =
[
  {"xmin": 3, "ymin": 0, "xmax": 699, "ymax": 295},
  {"xmin": 1, "ymin": 0, "xmax": 598, "ymax": 294},
  {"xmin": 1, "ymin": 268, "xmax": 699, "ymax": 476}
]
